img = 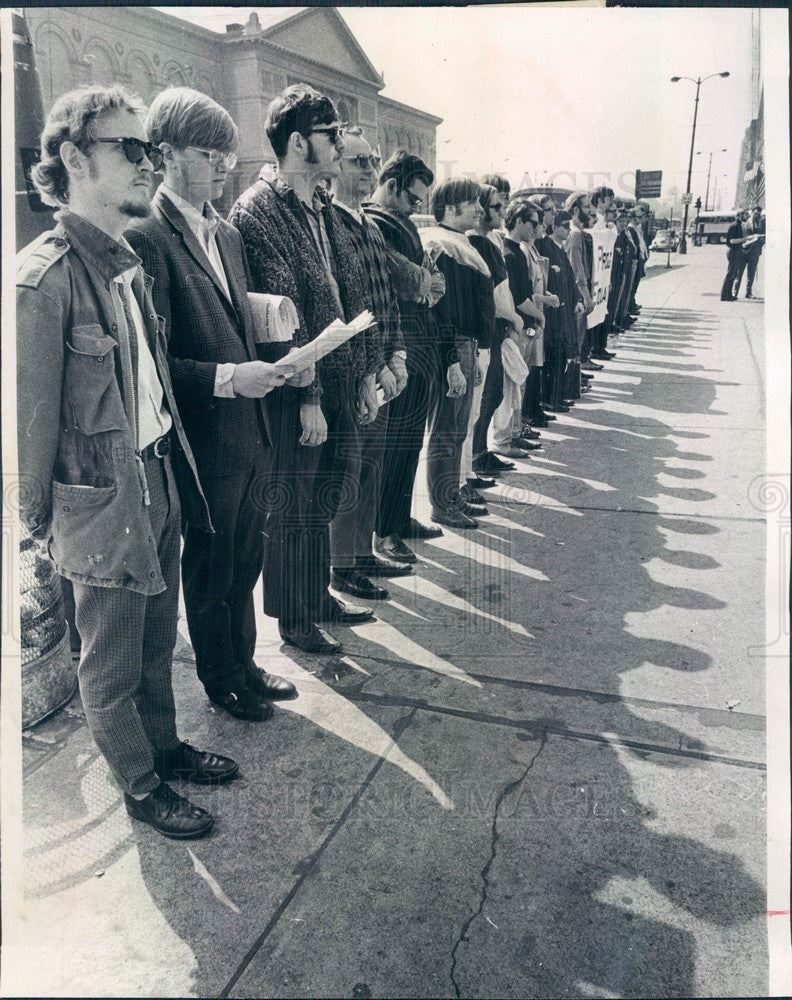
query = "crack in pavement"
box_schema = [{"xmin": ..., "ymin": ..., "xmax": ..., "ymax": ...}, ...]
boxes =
[{"xmin": 449, "ymin": 731, "xmax": 549, "ymax": 999}]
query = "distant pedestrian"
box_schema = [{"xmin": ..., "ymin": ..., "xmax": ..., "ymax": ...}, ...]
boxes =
[
  {"xmin": 720, "ymin": 209, "xmax": 751, "ymax": 301},
  {"xmin": 734, "ymin": 205, "xmax": 765, "ymax": 298}
]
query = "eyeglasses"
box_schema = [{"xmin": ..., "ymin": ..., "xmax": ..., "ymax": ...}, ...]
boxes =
[
  {"xmin": 309, "ymin": 125, "xmax": 345, "ymax": 146},
  {"xmin": 343, "ymin": 154, "xmax": 381, "ymax": 171},
  {"xmin": 188, "ymin": 147, "xmax": 238, "ymax": 170},
  {"xmin": 404, "ymin": 188, "xmax": 424, "ymax": 208},
  {"xmin": 93, "ymin": 137, "xmax": 163, "ymax": 171},
  {"xmin": 490, "ymin": 202, "xmax": 504, "ymax": 212}
]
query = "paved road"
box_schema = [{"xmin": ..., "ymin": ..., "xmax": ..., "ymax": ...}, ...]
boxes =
[{"xmin": 9, "ymin": 246, "xmax": 772, "ymax": 998}]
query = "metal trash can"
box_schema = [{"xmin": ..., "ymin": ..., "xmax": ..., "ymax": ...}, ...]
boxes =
[{"xmin": 20, "ymin": 536, "xmax": 78, "ymax": 728}]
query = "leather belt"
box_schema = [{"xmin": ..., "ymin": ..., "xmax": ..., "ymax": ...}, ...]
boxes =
[{"xmin": 139, "ymin": 434, "xmax": 171, "ymax": 461}]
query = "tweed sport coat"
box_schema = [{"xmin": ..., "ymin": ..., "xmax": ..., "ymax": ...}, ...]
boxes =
[{"xmin": 126, "ymin": 188, "xmax": 271, "ymax": 478}]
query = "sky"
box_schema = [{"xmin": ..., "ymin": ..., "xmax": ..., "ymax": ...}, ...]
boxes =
[{"xmin": 161, "ymin": 5, "xmax": 756, "ymax": 210}]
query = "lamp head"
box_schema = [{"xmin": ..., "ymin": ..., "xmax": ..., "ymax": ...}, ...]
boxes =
[
  {"xmin": 719, "ymin": 71, "xmax": 730, "ymax": 78},
  {"xmin": 670, "ymin": 76, "xmax": 681, "ymax": 82}
]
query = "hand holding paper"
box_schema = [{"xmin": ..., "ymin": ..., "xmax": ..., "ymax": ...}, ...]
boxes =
[{"xmin": 273, "ymin": 310, "xmax": 375, "ymax": 376}]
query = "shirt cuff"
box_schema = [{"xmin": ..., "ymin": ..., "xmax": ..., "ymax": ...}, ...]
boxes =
[{"xmin": 214, "ymin": 363, "xmax": 237, "ymax": 397}]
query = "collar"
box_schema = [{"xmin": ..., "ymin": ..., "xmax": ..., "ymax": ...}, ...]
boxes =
[
  {"xmin": 56, "ymin": 210, "xmax": 142, "ymax": 280},
  {"xmin": 160, "ymin": 184, "xmax": 220, "ymax": 237},
  {"xmin": 333, "ymin": 199, "xmax": 365, "ymax": 224}
]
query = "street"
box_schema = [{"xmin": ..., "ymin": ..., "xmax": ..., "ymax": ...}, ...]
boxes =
[{"xmin": 9, "ymin": 245, "xmax": 770, "ymax": 998}]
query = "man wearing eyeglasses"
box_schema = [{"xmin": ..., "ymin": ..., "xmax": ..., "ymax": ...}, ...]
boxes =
[
  {"xmin": 17, "ymin": 84, "xmax": 237, "ymax": 839},
  {"xmin": 126, "ymin": 87, "xmax": 298, "ymax": 721},
  {"xmin": 229, "ymin": 83, "xmax": 378, "ymax": 656},
  {"xmin": 329, "ymin": 128, "xmax": 415, "ymax": 598},
  {"xmin": 365, "ymin": 151, "xmax": 446, "ymax": 563}
]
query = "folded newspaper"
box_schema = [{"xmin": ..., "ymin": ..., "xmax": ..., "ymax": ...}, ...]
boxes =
[
  {"xmin": 247, "ymin": 292, "xmax": 299, "ymax": 343},
  {"xmin": 273, "ymin": 310, "xmax": 375, "ymax": 375}
]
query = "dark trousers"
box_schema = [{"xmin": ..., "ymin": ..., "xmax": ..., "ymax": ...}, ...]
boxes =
[
  {"xmin": 542, "ymin": 337, "xmax": 567, "ymax": 408},
  {"xmin": 521, "ymin": 365, "xmax": 544, "ymax": 423},
  {"xmin": 590, "ymin": 322, "xmax": 608, "ymax": 354},
  {"xmin": 734, "ymin": 251, "xmax": 760, "ymax": 296},
  {"xmin": 426, "ymin": 338, "xmax": 476, "ymax": 510},
  {"xmin": 332, "ymin": 401, "xmax": 389, "ymax": 565},
  {"xmin": 721, "ymin": 252, "xmax": 742, "ymax": 300},
  {"xmin": 472, "ymin": 326, "xmax": 506, "ymax": 457},
  {"xmin": 377, "ymin": 340, "xmax": 441, "ymax": 537},
  {"xmin": 261, "ymin": 386, "xmax": 323, "ymax": 633},
  {"xmin": 629, "ymin": 258, "xmax": 645, "ymax": 310},
  {"xmin": 324, "ymin": 389, "xmax": 364, "ymax": 570},
  {"xmin": 182, "ymin": 453, "xmax": 270, "ymax": 700},
  {"xmin": 72, "ymin": 454, "xmax": 180, "ymax": 797},
  {"xmin": 566, "ymin": 359, "xmax": 581, "ymax": 400}
]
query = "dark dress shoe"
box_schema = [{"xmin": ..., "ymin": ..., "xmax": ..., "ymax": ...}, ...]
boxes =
[
  {"xmin": 512, "ymin": 437, "xmax": 542, "ymax": 450},
  {"xmin": 745, "ymin": 291, "xmax": 753, "ymax": 298},
  {"xmin": 531, "ymin": 416, "xmax": 550, "ymax": 427},
  {"xmin": 279, "ymin": 623, "xmax": 342, "ymax": 655},
  {"xmin": 591, "ymin": 350, "xmax": 615, "ymax": 360},
  {"xmin": 454, "ymin": 493, "xmax": 489, "ymax": 517},
  {"xmin": 332, "ymin": 567, "xmax": 389, "ymax": 601},
  {"xmin": 720, "ymin": 295, "xmax": 735, "ymax": 301},
  {"xmin": 155, "ymin": 742, "xmax": 239, "ymax": 784},
  {"xmin": 248, "ymin": 668, "xmax": 297, "ymax": 700},
  {"xmin": 398, "ymin": 517, "xmax": 444, "ymax": 540},
  {"xmin": 474, "ymin": 450, "xmax": 514, "ymax": 473},
  {"xmin": 460, "ymin": 483, "xmax": 486, "ymax": 504},
  {"xmin": 124, "ymin": 782, "xmax": 213, "ymax": 839},
  {"xmin": 467, "ymin": 476, "xmax": 497, "ymax": 489},
  {"xmin": 208, "ymin": 687, "xmax": 274, "ymax": 722},
  {"xmin": 375, "ymin": 535, "xmax": 418, "ymax": 563},
  {"xmin": 356, "ymin": 554, "xmax": 413, "ymax": 577},
  {"xmin": 548, "ymin": 404, "xmax": 570, "ymax": 413},
  {"xmin": 319, "ymin": 596, "xmax": 376, "ymax": 624},
  {"xmin": 431, "ymin": 505, "xmax": 478, "ymax": 529},
  {"xmin": 581, "ymin": 361, "xmax": 604, "ymax": 371},
  {"xmin": 519, "ymin": 428, "xmax": 541, "ymax": 439}
]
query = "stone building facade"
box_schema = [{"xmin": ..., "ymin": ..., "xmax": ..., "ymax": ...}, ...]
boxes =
[{"xmin": 24, "ymin": 6, "xmax": 441, "ymax": 210}]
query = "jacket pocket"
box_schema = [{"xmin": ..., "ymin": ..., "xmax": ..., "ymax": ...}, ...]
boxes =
[
  {"xmin": 64, "ymin": 325, "xmax": 127, "ymax": 434},
  {"xmin": 50, "ymin": 480, "xmax": 119, "ymax": 578}
]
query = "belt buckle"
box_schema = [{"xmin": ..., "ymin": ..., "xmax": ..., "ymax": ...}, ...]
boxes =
[{"xmin": 153, "ymin": 435, "xmax": 168, "ymax": 458}]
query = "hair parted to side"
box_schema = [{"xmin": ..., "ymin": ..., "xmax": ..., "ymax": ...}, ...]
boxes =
[
  {"xmin": 504, "ymin": 200, "xmax": 537, "ymax": 232},
  {"xmin": 32, "ymin": 84, "xmax": 146, "ymax": 207},
  {"xmin": 431, "ymin": 177, "xmax": 482, "ymax": 222},
  {"xmin": 590, "ymin": 185, "xmax": 615, "ymax": 207},
  {"xmin": 265, "ymin": 84, "xmax": 338, "ymax": 160},
  {"xmin": 377, "ymin": 150, "xmax": 434, "ymax": 194},
  {"xmin": 478, "ymin": 183, "xmax": 500, "ymax": 223},
  {"xmin": 146, "ymin": 87, "xmax": 238, "ymax": 153},
  {"xmin": 481, "ymin": 173, "xmax": 511, "ymax": 197}
]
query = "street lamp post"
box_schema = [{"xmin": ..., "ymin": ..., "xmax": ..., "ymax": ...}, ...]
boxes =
[
  {"xmin": 671, "ymin": 71, "xmax": 730, "ymax": 253},
  {"xmin": 697, "ymin": 148, "xmax": 728, "ymax": 211}
]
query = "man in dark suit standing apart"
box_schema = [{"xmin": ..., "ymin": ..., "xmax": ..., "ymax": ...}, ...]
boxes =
[
  {"xmin": 126, "ymin": 88, "xmax": 297, "ymax": 720},
  {"xmin": 734, "ymin": 205, "xmax": 765, "ymax": 298},
  {"xmin": 720, "ymin": 208, "xmax": 751, "ymax": 300}
]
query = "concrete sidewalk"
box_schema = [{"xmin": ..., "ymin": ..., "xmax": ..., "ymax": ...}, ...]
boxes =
[{"xmin": 7, "ymin": 245, "xmax": 770, "ymax": 998}]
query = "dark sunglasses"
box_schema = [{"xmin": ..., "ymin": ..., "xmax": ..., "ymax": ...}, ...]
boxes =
[
  {"xmin": 93, "ymin": 137, "xmax": 163, "ymax": 171},
  {"xmin": 309, "ymin": 125, "xmax": 344, "ymax": 145},
  {"xmin": 343, "ymin": 153, "xmax": 381, "ymax": 171},
  {"xmin": 404, "ymin": 189, "xmax": 424, "ymax": 207}
]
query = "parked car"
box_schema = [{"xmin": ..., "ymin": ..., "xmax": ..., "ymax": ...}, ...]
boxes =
[{"xmin": 650, "ymin": 229, "xmax": 679, "ymax": 252}]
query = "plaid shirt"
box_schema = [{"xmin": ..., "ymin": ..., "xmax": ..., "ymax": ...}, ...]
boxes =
[{"xmin": 333, "ymin": 201, "xmax": 403, "ymax": 363}]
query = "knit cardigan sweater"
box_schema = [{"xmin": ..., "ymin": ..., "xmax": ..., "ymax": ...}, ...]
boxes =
[{"xmin": 228, "ymin": 169, "xmax": 382, "ymax": 399}]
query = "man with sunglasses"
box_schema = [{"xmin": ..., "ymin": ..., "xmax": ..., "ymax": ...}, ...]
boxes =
[
  {"xmin": 17, "ymin": 84, "xmax": 237, "ymax": 839},
  {"xmin": 126, "ymin": 87, "xmax": 297, "ymax": 721},
  {"xmin": 329, "ymin": 128, "xmax": 414, "ymax": 598},
  {"xmin": 229, "ymin": 83, "xmax": 378, "ymax": 656}
]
